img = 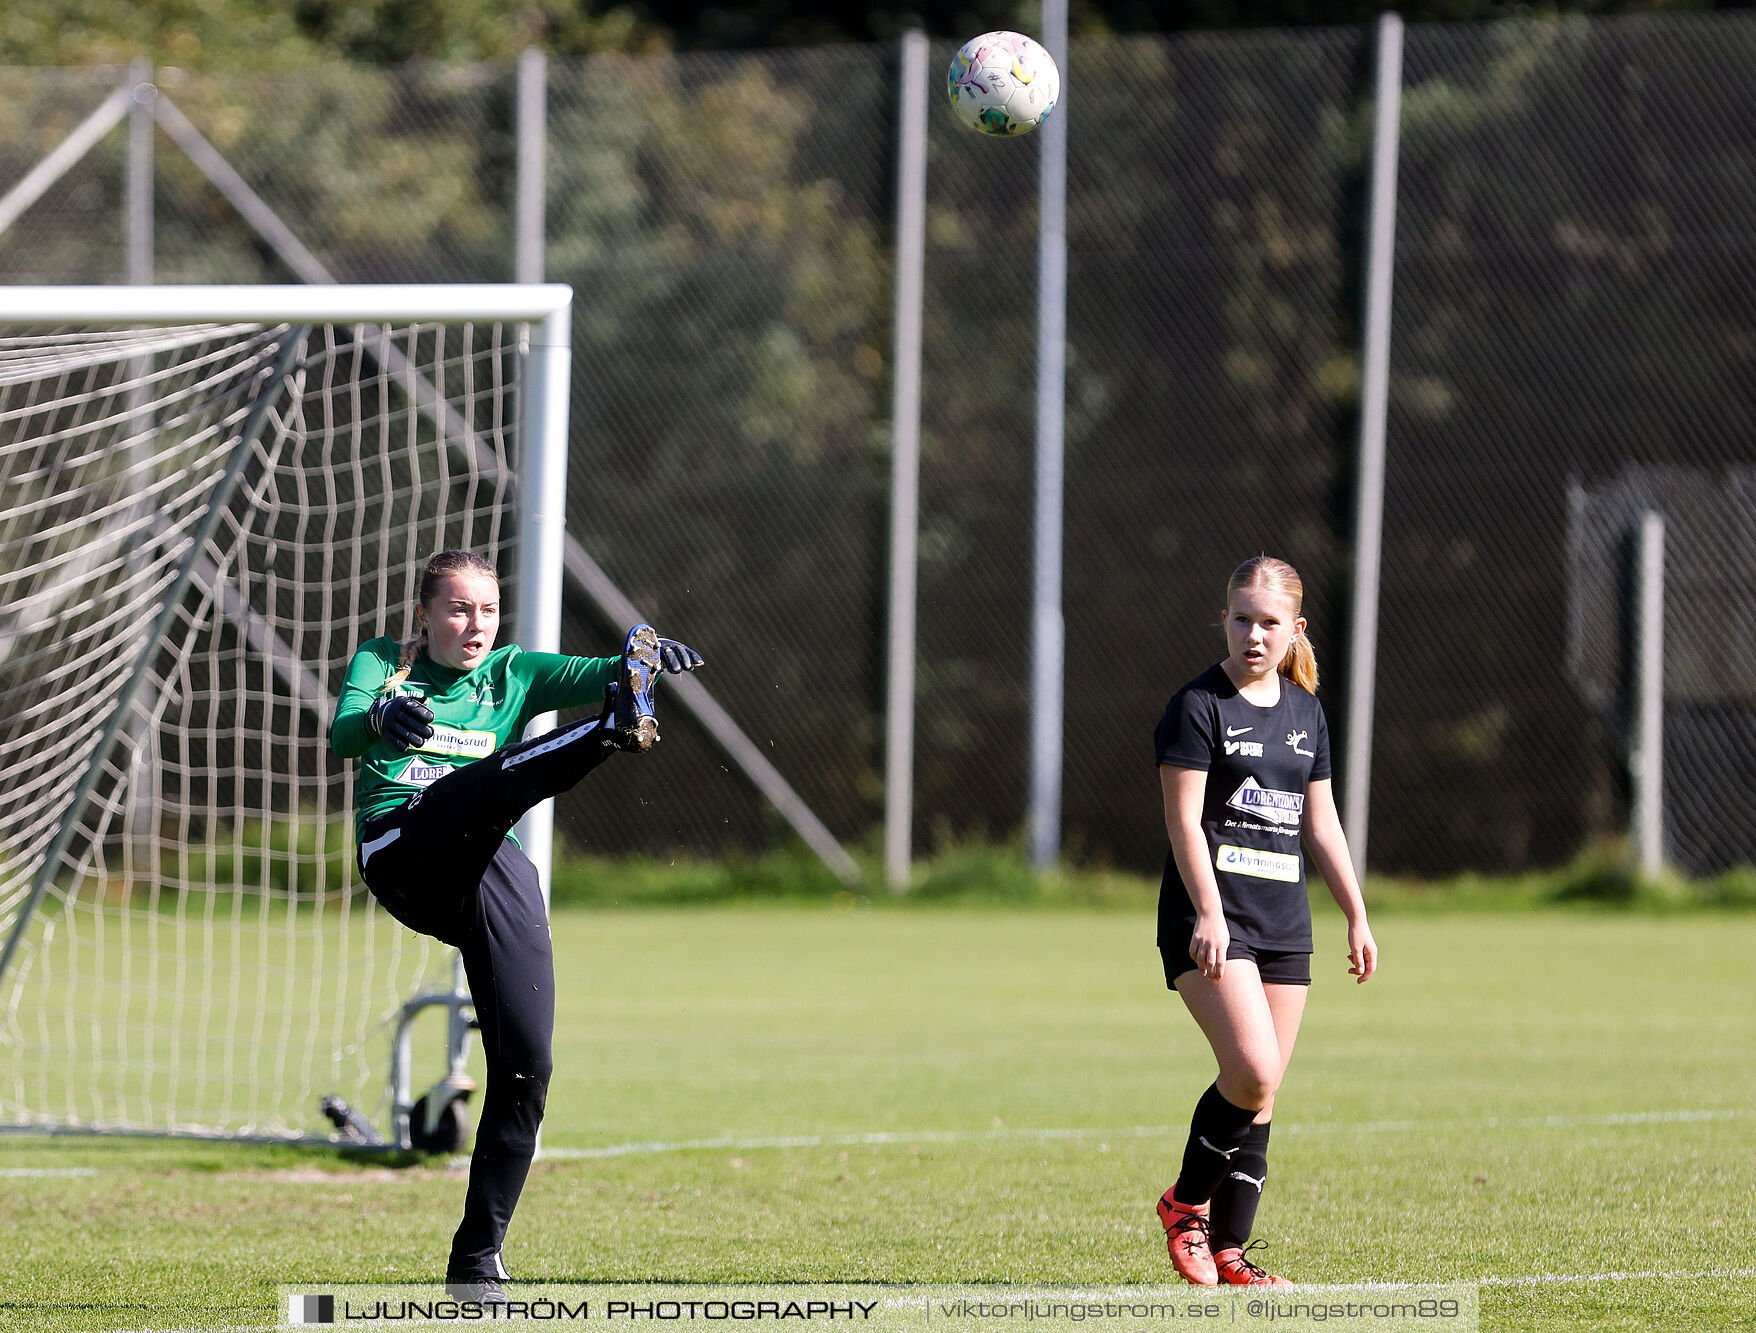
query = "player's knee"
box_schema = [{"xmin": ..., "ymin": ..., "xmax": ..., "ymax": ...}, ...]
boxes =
[
  {"xmin": 511, "ymin": 1068, "xmax": 549, "ymax": 1119},
  {"xmin": 1221, "ymin": 1066, "xmax": 1279, "ymax": 1111},
  {"xmin": 486, "ymin": 1048, "xmax": 551, "ymax": 1099},
  {"xmin": 503, "ymin": 1054, "xmax": 552, "ymax": 1098},
  {"xmin": 486, "ymin": 1002, "xmax": 553, "ymax": 1087},
  {"xmin": 477, "ymin": 1066, "xmax": 550, "ymax": 1157}
]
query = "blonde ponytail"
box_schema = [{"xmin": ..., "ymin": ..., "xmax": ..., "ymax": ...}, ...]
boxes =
[
  {"xmin": 379, "ymin": 633, "xmax": 426, "ymax": 696},
  {"xmin": 1279, "ymin": 631, "xmax": 1319, "ymax": 694}
]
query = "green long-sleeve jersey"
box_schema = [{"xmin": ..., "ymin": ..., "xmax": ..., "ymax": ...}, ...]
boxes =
[{"xmin": 329, "ymin": 637, "xmax": 618, "ymax": 842}]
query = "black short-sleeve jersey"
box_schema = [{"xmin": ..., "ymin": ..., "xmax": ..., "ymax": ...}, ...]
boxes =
[{"xmin": 1154, "ymin": 663, "xmax": 1332, "ymax": 952}]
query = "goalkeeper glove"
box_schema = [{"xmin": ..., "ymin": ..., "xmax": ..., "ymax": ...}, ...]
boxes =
[
  {"xmin": 367, "ymin": 695, "xmax": 435, "ymax": 751},
  {"xmin": 656, "ymin": 637, "xmax": 705, "ymax": 675}
]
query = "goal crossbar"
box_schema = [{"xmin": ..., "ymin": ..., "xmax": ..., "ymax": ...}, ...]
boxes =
[{"xmin": 0, "ymin": 284, "xmax": 575, "ymax": 326}]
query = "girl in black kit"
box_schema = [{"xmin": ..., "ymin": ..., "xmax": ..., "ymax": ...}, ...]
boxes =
[{"xmin": 1153, "ymin": 556, "xmax": 1377, "ymax": 1286}]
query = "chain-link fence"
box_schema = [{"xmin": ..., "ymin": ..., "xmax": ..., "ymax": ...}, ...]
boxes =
[
  {"xmin": 0, "ymin": 67, "xmax": 136, "ymax": 282},
  {"xmin": 545, "ymin": 48, "xmax": 895, "ymax": 860},
  {"xmin": 1056, "ymin": 30, "xmax": 1366, "ymax": 868},
  {"xmin": 1384, "ymin": 13, "xmax": 1756, "ymax": 876},
  {"xmin": 3, "ymin": 14, "xmax": 1753, "ymax": 879}
]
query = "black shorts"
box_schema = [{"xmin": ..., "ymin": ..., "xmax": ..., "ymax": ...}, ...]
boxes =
[{"xmin": 1159, "ymin": 938, "xmax": 1311, "ymax": 988}]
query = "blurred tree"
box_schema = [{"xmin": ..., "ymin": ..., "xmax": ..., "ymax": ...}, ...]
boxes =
[
  {"xmin": 633, "ymin": 0, "xmax": 1738, "ymax": 48},
  {"xmin": 0, "ymin": 0, "xmax": 664, "ymax": 66},
  {"xmin": 0, "ymin": 0, "xmax": 1742, "ymax": 66}
]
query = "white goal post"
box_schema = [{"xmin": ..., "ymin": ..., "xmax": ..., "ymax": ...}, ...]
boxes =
[{"xmin": 0, "ymin": 284, "xmax": 571, "ymax": 1143}]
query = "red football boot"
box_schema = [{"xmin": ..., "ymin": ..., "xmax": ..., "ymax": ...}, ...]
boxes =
[
  {"xmin": 1156, "ymin": 1189, "xmax": 1218, "ymax": 1285},
  {"xmin": 1213, "ymin": 1240, "xmax": 1293, "ymax": 1286}
]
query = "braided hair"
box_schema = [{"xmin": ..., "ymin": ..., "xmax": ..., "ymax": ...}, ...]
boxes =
[{"xmin": 379, "ymin": 549, "xmax": 500, "ymax": 696}]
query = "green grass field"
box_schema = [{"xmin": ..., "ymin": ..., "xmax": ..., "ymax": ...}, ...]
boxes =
[{"xmin": 2, "ymin": 906, "xmax": 1752, "ymax": 1332}]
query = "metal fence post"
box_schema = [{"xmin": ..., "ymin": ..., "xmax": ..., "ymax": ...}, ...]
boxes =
[
  {"xmin": 1343, "ymin": 11, "xmax": 1403, "ymax": 880},
  {"xmin": 512, "ymin": 301, "xmax": 574, "ymax": 907},
  {"xmin": 512, "ymin": 46, "xmax": 552, "ymax": 903},
  {"xmin": 1029, "ymin": 0, "xmax": 1069, "ymax": 871},
  {"xmin": 127, "ymin": 58, "xmax": 152, "ymax": 285},
  {"xmin": 123, "ymin": 60, "xmax": 156, "ymax": 826},
  {"xmin": 1634, "ymin": 510, "xmax": 1666, "ymax": 878},
  {"xmin": 884, "ymin": 31, "xmax": 929, "ymax": 894},
  {"xmin": 516, "ymin": 48, "xmax": 546, "ymax": 285}
]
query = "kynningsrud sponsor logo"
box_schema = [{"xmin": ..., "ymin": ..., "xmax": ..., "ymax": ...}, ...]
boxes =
[
  {"xmin": 416, "ymin": 723, "xmax": 498, "ymax": 759},
  {"xmin": 1225, "ymin": 776, "xmax": 1305, "ymax": 827},
  {"xmin": 1215, "ymin": 843, "xmax": 1302, "ymax": 883},
  {"xmin": 400, "ymin": 758, "xmax": 450, "ymax": 786}
]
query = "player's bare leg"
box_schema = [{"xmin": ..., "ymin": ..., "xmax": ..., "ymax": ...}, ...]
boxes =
[
  {"xmin": 1157, "ymin": 963, "xmax": 1301, "ymax": 1283},
  {"xmin": 1198, "ymin": 977, "xmax": 1306, "ymax": 1285},
  {"xmin": 1173, "ymin": 961, "xmax": 1284, "ymax": 1112}
]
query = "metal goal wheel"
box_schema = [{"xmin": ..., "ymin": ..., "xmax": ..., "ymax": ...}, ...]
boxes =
[
  {"xmin": 409, "ymin": 1091, "xmax": 471, "ymax": 1154},
  {"xmin": 390, "ymin": 957, "xmax": 479, "ymax": 1151}
]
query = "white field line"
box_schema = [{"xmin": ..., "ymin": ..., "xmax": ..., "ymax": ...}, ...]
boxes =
[
  {"xmin": 870, "ymin": 1272, "xmax": 1756, "ymax": 1295},
  {"xmin": 530, "ymin": 1107, "xmax": 1747, "ymax": 1162},
  {"xmin": 1222, "ymin": 1268, "xmax": 1756, "ymax": 1290},
  {"xmin": 0, "ymin": 1165, "xmax": 99, "ymax": 1176},
  {"xmin": 1478, "ymin": 1266, "xmax": 1756, "ymax": 1287},
  {"xmin": 2, "ymin": 1108, "xmax": 1740, "ymax": 1176}
]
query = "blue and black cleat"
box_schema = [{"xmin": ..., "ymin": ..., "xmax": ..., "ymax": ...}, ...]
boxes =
[{"xmin": 610, "ymin": 624, "xmax": 662, "ymax": 752}]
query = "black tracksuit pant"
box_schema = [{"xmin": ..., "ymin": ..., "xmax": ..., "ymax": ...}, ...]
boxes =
[{"xmin": 355, "ymin": 710, "xmax": 618, "ymax": 1282}]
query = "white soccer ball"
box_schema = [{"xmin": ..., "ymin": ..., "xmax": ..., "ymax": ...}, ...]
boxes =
[{"xmin": 947, "ymin": 31, "xmax": 1060, "ymax": 138}]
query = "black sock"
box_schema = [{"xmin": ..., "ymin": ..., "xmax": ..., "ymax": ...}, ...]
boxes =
[
  {"xmin": 1170, "ymin": 1083, "xmax": 1260, "ymax": 1206},
  {"xmin": 1209, "ymin": 1120, "xmax": 1271, "ymax": 1251}
]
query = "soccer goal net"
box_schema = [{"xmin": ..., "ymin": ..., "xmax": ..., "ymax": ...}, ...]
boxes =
[{"xmin": 0, "ymin": 285, "xmax": 572, "ymax": 1141}]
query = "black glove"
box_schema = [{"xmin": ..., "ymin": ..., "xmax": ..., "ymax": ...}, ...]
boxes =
[
  {"xmin": 367, "ymin": 695, "xmax": 435, "ymax": 751},
  {"xmin": 656, "ymin": 637, "xmax": 704, "ymax": 675}
]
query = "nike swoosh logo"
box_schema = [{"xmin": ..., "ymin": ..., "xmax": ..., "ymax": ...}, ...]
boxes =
[{"xmin": 1226, "ymin": 726, "xmax": 1252, "ymax": 737}]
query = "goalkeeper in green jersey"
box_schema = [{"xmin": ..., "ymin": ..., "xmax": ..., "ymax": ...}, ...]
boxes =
[{"xmin": 329, "ymin": 549, "xmax": 702, "ymax": 1302}]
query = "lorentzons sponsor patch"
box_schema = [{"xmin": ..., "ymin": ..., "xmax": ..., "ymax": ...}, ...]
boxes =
[
  {"xmin": 1215, "ymin": 844, "xmax": 1301, "ymax": 883},
  {"xmin": 400, "ymin": 758, "xmax": 451, "ymax": 786},
  {"xmin": 1225, "ymin": 776, "xmax": 1305, "ymax": 828},
  {"xmin": 415, "ymin": 724, "xmax": 498, "ymax": 759}
]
